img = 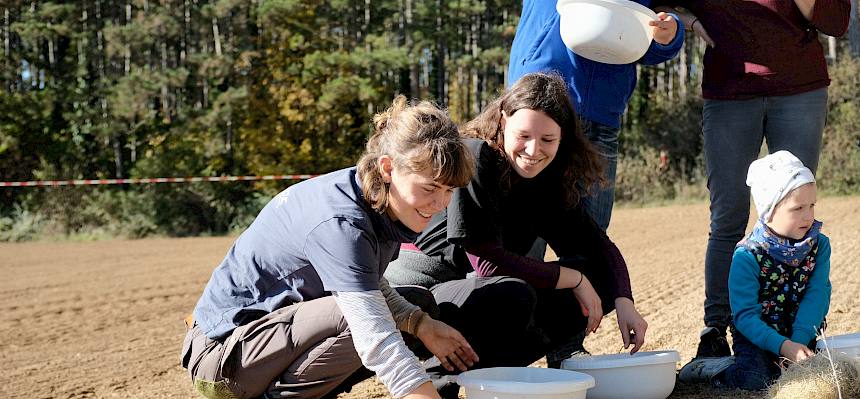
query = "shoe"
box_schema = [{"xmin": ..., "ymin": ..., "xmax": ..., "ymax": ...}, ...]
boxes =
[
  {"xmin": 695, "ymin": 326, "xmax": 730, "ymax": 358},
  {"xmin": 546, "ymin": 330, "xmax": 590, "ymax": 369},
  {"xmin": 679, "ymin": 356, "xmax": 735, "ymax": 384},
  {"xmin": 437, "ymin": 381, "xmax": 461, "ymax": 399}
]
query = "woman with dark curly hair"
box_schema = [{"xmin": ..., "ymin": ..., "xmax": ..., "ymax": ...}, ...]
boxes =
[{"xmin": 385, "ymin": 73, "xmax": 648, "ymax": 396}]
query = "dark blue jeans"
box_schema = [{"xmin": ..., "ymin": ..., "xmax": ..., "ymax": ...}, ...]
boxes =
[
  {"xmin": 580, "ymin": 119, "xmax": 620, "ymax": 233},
  {"xmin": 702, "ymin": 88, "xmax": 827, "ymax": 329},
  {"xmin": 717, "ymin": 330, "xmax": 781, "ymax": 390}
]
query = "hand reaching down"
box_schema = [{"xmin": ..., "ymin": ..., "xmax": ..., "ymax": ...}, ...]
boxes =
[
  {"xmin": 416, "ymin": 316, "xmax": 479, "ymax": 372},
  {"xmin": 615, "ymin": 297, "xmax": 648, "ymax": 354}
]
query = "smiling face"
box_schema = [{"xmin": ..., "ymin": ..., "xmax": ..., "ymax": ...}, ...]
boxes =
[
  {"xmin": 379, "ymin": 155, "xmax": 455, "ymax": 233},
  {"xmin": 767, "ymin": 183, "xmax": 817, "ymax": 240},
  {"xmin": 501, "ymin": 109, "xmax": 561, "ymax": 179}
]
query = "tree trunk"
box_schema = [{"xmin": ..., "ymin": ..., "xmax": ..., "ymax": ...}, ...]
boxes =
[
  {"xmin": 678, "ymin": 41, "xmax": 688, "ymax": 98},
  {"xmin": 850, "ymin": 0, "xmax": 860, "ymax": 57},
  {"xmin": 3, "ymin": 7, "xmax": 9, "ymax": 91},
  {"xmin": 434, "ymin": 0, "xmax": 446, "ymax": 106},
  {"xmin": 125, "ymin": 3, "xmax": 131, "ymax": 74},
  {"xmin": 212, "ymin": 16, "xmax": 222, "ymax": 56},
  {"xmin": 828, "ymin": 36, "xmax": 837, "ymax": 61}
]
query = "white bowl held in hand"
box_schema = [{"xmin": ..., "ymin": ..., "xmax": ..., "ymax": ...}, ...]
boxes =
[
  {"xmin": 817, "ymin": 332, "xmax": 860, "ymax": 359},
  {"xmin": 456, "ymin": 366, "xmax": 595, "ymax": 399},
  {"xmin": 556, "ymin": 0, "xmax": 657, "ymax": 64},
  {"xmin": 561, "ymin": 350, "xmax": 681, "ymax": 399}
]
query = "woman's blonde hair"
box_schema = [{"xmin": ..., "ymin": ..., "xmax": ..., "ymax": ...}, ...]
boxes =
[
  {"xmin": 357, "ymin": 95, "xmax": 474, "ymax": 212},
  {"xmin": 461, "ymin": 72, "xmax": 605, "ymax": 207}
]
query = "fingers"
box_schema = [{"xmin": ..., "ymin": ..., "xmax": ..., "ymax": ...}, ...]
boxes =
[
  {"xmin": 435, "ymin": 330, "xmax": 478, "ymax": 372},
  {"xmin": 451, "ymin": 329, "xmax": 479, "ymax": 365},
  {"xmin": 701, "ymin": 31, "xmax": 716, "ymax": 47},
  {"xmin": 439, "ymin": 347, "xmax": 477, "ymax": 372},
  {"xmin": 584, "ymin": 304, "xmax": 597, "ymax": 333},
  {"xmin": 437, "ymin": 356, "xmax": 452, "ymax": 371},
  {"xmin": 798, "ymin": 347, "xmax": 814, "ymax": 362},
  {"xmin": 630, "ymin": 330, "xmax": 645, "ymax": 354},
  {"xmin": 446, "ymin": 351, "xmax": 469, "ymax": 372},
  {"xmin": 690, "ymin": 21, "xmax": 716, "ymax": 47},
  {"xmin": 620, "ymin": 326, "xmax": 631, "ymax": 349},
  {"xmin": 458, "ymin": 342, "xmax": 479, "ymax": 365},
  {"xmin": 649, "ymin": 20, "xmax": 674, "ymax": 28}
]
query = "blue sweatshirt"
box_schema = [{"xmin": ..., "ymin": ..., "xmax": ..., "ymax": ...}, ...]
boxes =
[
  {"xmin": 729, "ymin": 235, "xmax": 831, "ymax": 356},
  {"xmin": 507, "ymin": 0, "xmax": 684, "ymax": 128}
]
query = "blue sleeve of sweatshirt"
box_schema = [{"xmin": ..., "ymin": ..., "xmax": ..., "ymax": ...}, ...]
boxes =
[
  {"xmin": 790, "ymin": 235, "xmax": 831, "ymax": 346},
  {"xmin": 730, "ymin": 248, "xmax": 789, "ymax": 356},
  {"xmin": 639, "ymin": 13, "xmax": 684, "ymax": 65}
]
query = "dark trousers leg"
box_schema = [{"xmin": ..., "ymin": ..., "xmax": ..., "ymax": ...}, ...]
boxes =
[
  {"xmin": 431, "ymin": 276, "xmax": 546, "ymax": 368},
  {"xmin": 718, "ymin": 330, "xmax": 780, "ymax": 391}
]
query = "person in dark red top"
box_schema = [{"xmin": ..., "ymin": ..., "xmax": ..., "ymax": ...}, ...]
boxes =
[
  {"xmin": 384, "ymin": 73, "xmax": 648, "ymax": 396},
  {"xmin": 653, "ymin": 0, "xmax": 850, "ymax": 361}
]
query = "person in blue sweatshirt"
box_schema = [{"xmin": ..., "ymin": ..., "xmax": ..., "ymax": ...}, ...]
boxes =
[
  {"xmin": 679, "ymin": 151, "xmax": 831, "ymax": 390},
  {"xmin": 508, "ymin": 0, "xmax": 684, "ymax": 233}
]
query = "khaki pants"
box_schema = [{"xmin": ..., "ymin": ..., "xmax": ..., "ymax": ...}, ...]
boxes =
[{"xmin": 181, "ymin": 296, "xmax": 363, "ymax": 399}]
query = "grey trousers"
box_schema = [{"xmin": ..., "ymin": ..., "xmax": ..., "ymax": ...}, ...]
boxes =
[{"xmin": 181, "ymin": 296, "xmax": 362, "ymax": 399}]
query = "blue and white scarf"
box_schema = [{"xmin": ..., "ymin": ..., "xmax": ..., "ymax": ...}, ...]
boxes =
[{"xmin": 741, "ymin": 219, "xmax": 823, "ymax": 266}]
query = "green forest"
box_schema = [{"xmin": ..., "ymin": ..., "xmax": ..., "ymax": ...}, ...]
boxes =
[{"xmin": 2, "ymin": 0, "xmax": 860, "ymax": 241}]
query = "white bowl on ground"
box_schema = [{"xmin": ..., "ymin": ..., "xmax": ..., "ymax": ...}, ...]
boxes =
[
  {"xmin": 456, "ymin": 366, "xmax": 595, "ymax": 399},
  {"xmin": 561, "ymin": 350, "xmax": 680, "ymax": 399},
  {"xmin": 817, "ymin": 332, "xmax": 860, "ymax": 358},
  {"xmin": 556, "ymin": 0, "xmax": 657, "ymax": 64}
]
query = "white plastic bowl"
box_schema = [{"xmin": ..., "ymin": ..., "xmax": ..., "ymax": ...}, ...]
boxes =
[
  {"xmin": 561, "ymin": 350, "xmax": 680, "ymax": 399},
  {"xmin": 556, "ymin": 0, "xmax": 657, "ymax": 64},
  {"xmin": 456, "ymin": 366, "xmax": 595, "ymax": 399},
  {"xmin": 817, "ymin": 332, "xmax": 860, "ymax": 358}
]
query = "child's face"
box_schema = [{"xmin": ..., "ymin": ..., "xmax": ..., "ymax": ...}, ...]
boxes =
[{"xmin": 767, "ymin": 183, "xmax": 817, "ymax": 240}]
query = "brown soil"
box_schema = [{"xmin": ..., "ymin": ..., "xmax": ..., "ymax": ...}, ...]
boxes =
[{"xmin": 2, "ymin": 196, "xmax": 858, "ymax": 399}]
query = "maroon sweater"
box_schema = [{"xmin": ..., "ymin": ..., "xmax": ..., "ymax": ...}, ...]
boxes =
[{"xmin": 657, "ymin": 0, "xmax": 850, "ymax": 99}]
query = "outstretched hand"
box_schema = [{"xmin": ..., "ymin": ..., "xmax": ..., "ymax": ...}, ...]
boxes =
[
  {"xmin": 416, "ymin": 317, "xmax": 479, "ymax": 372},
  {"xmin": 615, "ymin": 297, "xmax": 648, "ymax": 354},
  {"xmin": 572, "ymin": 274, "xmax": 603, "ymax": 335},
  {"xmin": 650, "ymin": 12, "xmax": 678, "ymax": 45}
]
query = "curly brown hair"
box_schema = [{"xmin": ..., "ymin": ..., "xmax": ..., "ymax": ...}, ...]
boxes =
[
  {"xmin": 357, "ymin": 95, "xmax": 475, "ymax": 212},
  {"xmin": 460, "ymin": 72, "xmax": 605, "ymax": 207}
]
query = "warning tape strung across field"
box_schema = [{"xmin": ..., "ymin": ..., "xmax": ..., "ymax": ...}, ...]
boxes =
[{"xmin": 0, "ymin": 174, "xmax": 317, "ymax": 187}]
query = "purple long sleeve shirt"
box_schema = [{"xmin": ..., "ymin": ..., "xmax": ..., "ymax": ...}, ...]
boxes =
[{"xmin": 655, "ymin": 0, "xmax": 851, "ymax": 99}]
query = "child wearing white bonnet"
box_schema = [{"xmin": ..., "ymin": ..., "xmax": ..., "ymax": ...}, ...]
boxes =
[
  {"xmin": 679, "ymin": 150, "xmax": 831, "ymax": 390},
  {"xmin": 747, "ymin": 150, "xmax": 816, "ymax": 223}
]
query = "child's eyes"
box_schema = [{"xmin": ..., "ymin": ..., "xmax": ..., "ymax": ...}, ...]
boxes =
[{"xmin": 542, "ymin": 138, "xmax": 557, "ymax": 143}]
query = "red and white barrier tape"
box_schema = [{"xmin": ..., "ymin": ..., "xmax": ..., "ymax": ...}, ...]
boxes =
[{"xmin": 0, "ymin": 174, "xmax": 317, "ymax": 187}]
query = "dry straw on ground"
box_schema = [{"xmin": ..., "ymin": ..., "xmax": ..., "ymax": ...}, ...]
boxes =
[{"xmin": 769, "ymin": 352, "xmax": 860, "ymax": 399}]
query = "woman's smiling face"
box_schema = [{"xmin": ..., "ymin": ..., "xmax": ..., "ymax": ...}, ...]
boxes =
[
  {"xmin": 501, "ymin": 109, "xmax": 561, "ymax": 179},
  {"xmin": 380, "ymin": 155, "xmax": 454, "ymax": 233}
]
